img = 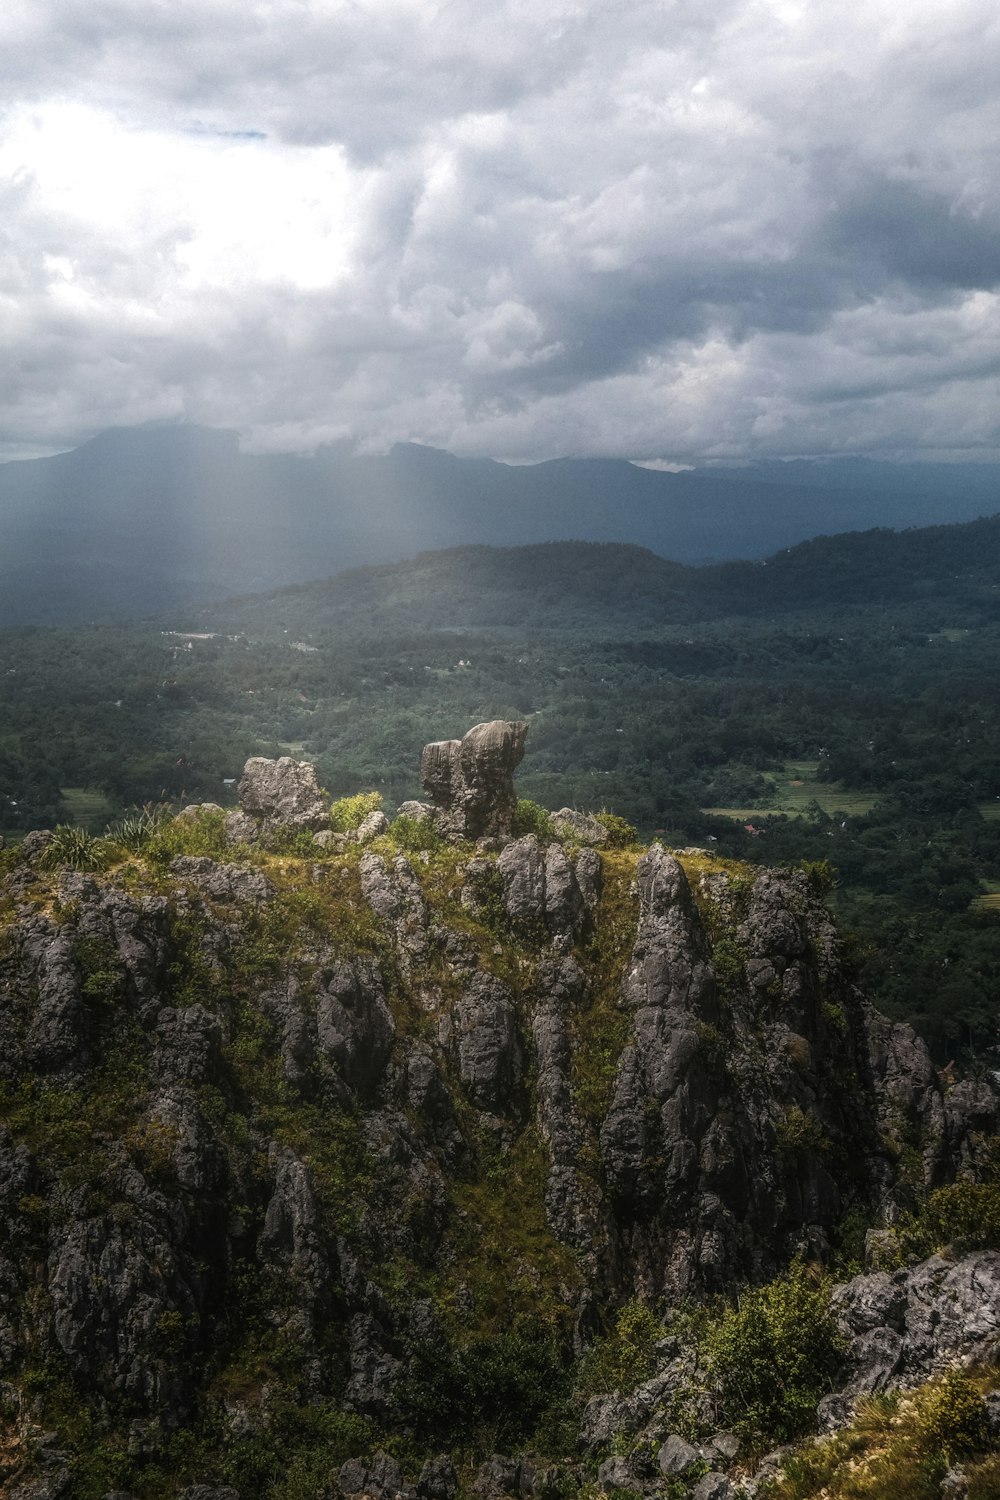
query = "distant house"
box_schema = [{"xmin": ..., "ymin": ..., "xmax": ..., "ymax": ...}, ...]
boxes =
[{"xmin": 743, "ymin": 823, "xmax": 765, "ymax": 837}]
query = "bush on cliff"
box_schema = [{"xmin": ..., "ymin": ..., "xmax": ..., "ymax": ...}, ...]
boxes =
[
  {"xmin": 701, "ymin": 1263, "xmax": 845, "ymax": 1442},
  {"xmin": 329, "ymin": 790, "xmax": 383, "ymax": 832}
]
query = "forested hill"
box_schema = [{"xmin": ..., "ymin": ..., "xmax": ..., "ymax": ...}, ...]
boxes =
[
  {"xmin": 1, "ymin": 422, "xmax": 998, "ymax": 624},
  {"xmin": 188, "ymin": 514, "xmax": 1000, "ymax": 638}
]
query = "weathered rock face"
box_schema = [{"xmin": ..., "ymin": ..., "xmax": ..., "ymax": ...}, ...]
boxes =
[
  {"xmin": 453, "ymin": 973, "xmax": 521, "ymax": 1114},
  {"xmin": 420, "ymin": 720, "xmax": 527, "ymax": 840},
  {"xmin": 832, "ymin": 1250, "xmax": 1000, "ymax": 1396},
  {"xmin": 0, "ymin": 828, "xmax": 993, "ymax": 1493},
  {"xmin": 237, "ymin": 755, "xmax": 329, "ymax": 832}
]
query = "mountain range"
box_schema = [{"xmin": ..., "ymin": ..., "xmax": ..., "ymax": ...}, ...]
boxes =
[{"xmin": 1, "ymin": 423, "xmax": 998, "ymax": 624}]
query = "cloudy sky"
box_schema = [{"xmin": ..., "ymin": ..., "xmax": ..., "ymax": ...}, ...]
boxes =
[{"xmin": 2, "ymin": 0, "xmax": 999, "ymax": 463}]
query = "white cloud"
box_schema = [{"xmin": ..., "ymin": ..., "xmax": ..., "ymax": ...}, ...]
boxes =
[{"xmin": 0, "ymin": 0, "xmax": 998, "ymax": 460}]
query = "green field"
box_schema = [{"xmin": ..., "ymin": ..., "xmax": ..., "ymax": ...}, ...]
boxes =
[
  {"xmin": 971, "ymin": 879, "xmax": 1000, "ymax": 914},
  {"xmin": 703, "ymin": 760, "xmax": 878, "ymax": 822},
  {"xmin": 60, "ymin": 786, "xmax": 115, "ymax": 831},
  {"xmin": 979, "ymin": 802, "xmax": 1000, "ymax": 822}
]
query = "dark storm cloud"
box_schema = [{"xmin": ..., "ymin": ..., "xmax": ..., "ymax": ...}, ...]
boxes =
[
  {"xmin": 823, "ymin": 174, "xmax": 1000, "ymax": 294},
  {"xmin": 1, "ymin": 0, "xmax": 999, "ymax": 461}
]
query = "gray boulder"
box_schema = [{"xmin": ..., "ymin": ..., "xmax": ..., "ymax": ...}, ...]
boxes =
[
  {"xmin": 257, "ymin": 1144, "xmax": 329, "ymax": 1310},
  {"xmin": 360, "ymin": 852, "xmax": 429, "ymax": 974},
  {"xmin": 19, "ymin": 829, "xmax": 53, "ymax": 863},
  {"xmin": 575, "ymin": 847, "xmax": 603, "ymax": 910},
  {"xmin": 237, "ymin": 756, "xmax": 328, "ymax": 830},
  {"xmin": 473, "ymin": 1456, "xmax": 520, "ymax": 1498},
  {"xmin": 420, "ymin": 720, "xmax": 528, "ymax": 841},
  {"xmin": 168, "ymin": 857, "xmax": 275, "ymax": 905},
  {"xmin": 692, "ymin": 1475, "xmax": 735, "ymax": 1500},
  {"xmin": 339, "ymin": 1452, "xmax": 408, "ymax": 1499},
  {"xmin": 496, "ymin": 835, "xmax": 586, "ymax": 941},
  {"xmin": 357, "ymin": 809, "xmax": 390, "ymax": 843},
  {"xmin": 596, "ymin": 1456, "xmax": 635, "ymax": 1492},
  {"xmin": 223, "ymin": 809, "xmax": 259, "ymax": 846},
  {"xmin": 551, "ymin": 809, "xmax": 609, "ymax": 845},
  {"xmin": 659, "ymin": 1433, "xmax": 700, "ymax": 1475},
  {"xmin": 417, "ymin": 1457, "xmax": 458, "ymax": 1500},
  {"xmin": 344, "ymin": 1316, "xmax": 402, "ymax": 1421}
]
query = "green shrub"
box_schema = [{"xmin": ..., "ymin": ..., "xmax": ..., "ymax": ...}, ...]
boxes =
[
  {"xmin": 921, "ymin": 1181, "xmax": 1000, "ymax": 1253},
  {"xmin": 39, "ymin": 826, "xmax": 116, "ymax": 872},
  {"xmin": 512, "ymin": 799, "xmax": 555, "ymax": 840},
  {"xmin": 576, "ymin": 1299, "xmax": 663, "ymax": 1398},
  {"xmin": 260, "ymin": 826, "xmax": 323, "ymax": 857},
  {"xmin": 914, "ymin": 1369, "xmax": 988, "ymax": 1461},
  {"xmin": 800, "ymin": 859, "xmax": 836, "ymax": 896},
  {"xmin": 710, "ymin": 937, "xmax": 746, "ymax": 996},
  {"xmin": 394, "ymin": 1317, "xmax": 570, "ymax": 1454},
  {"xmin": 701, "ymin": 1263, "xmax": 845, "ymax": 1442},
  {"xmin": 775, "ymin": 1106, "xmax": 829, "ymax": 1158},
  {"xmin": 329, "ymin": 791, "xmax": 382, "ymax": 833},
  {"xmin": 595, "ymin": 811, "xmax": 639, "ymax": 848},
  {"xmin": 390, "ymin": 814, "xmax": 444, "ymax": 853},
  {"xmin": 107, "ymin": 803, "xmax": 169, "ymax": 851},
  {"xmin": 146, "ymin": 805, "xmax": 229, "ymax": 862}
]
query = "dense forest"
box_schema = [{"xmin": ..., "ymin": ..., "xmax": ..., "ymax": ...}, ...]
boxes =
[{"xmin": 3, "ymin": 523, "xmax": 1000, "ymax": 1062}]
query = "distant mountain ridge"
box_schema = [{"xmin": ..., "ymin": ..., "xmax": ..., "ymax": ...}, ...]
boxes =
[
  {"xmin": 190, "ymin": 520, "xmax": 1000, "ymax": 641},
  {"xmin": 0, "ymin": 423, "xmax": 997, "ymax": 624}
]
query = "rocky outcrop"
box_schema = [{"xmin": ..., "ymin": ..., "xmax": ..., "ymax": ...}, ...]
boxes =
[
  {"xmin": 360, "ymin": 852, "xmax": 430, "ymax": 974},
  {"xmin": 316, "ymin": 959, "xmax": 396, "ymax": 1102},
  {"xmin": 420, "ymin": 720, "xmax": 527, "ymax": 841},
  {"xmin": 236, "ymin": 755, "xmax": 329, "ymax": 833},
  {"xmin": 831, "ymin": 1250, "xmax": 1000, "ymax": 1399},
  {"xmin": 0, "ymin": 823, "xmax": 994, "ymax": 1493}
]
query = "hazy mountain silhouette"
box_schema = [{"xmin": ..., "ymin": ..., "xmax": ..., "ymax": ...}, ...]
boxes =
[{"xmin": 0, "ymin": 424, "xmax": 996, "ymax": 624}]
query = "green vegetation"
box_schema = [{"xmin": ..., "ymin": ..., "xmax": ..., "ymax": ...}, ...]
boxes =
[
  {"xmin": 394, "ymin": 1318, "xmax": 571, "ymax": 1454},
  {"xmin": 39, "ymin": 824, "xmax": 117, "ymax": 871},
  {"xmin": 700, "ymin": 1263, "xmax": 845, "ymax": 1442},
  {"xmin": 764, "ymin": 1368, "xmax": 1000, "ymax": 1500},
  {"xmin": 575, "ymin": 1299, "xmax": 663, "ymax": 1399},
  {"xmin": 512, "ymin": 798, "xmax": 555, "ymax": 840},
  {"xmin": 329, "ymin": 790, "xmax": 382, "ymax": 832}
]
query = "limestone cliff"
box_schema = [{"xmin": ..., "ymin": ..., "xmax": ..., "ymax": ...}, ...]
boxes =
[{"xmin": 0, "ymin": 754, "xmax": 996, "ymax": 1499}]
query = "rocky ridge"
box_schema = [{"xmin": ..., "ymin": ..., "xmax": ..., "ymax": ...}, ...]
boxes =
[{"xmin": 0, "ymin": 730, "xmax": 996, "ymax": 1499}]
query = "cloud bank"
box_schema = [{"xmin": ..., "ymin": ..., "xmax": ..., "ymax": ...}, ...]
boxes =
[{"xmin": 2, "ymin": 0, "xmax": 999, "ymax": 461}]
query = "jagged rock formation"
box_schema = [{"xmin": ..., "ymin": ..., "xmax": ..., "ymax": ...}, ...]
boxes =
[
  {"xmin": 420, "ymin": 720, "xmax": 528, "ymax": 841},
  {"xmin": 0, "ymin": 815, "xmax": 995, "ymax": 1497},
  {"xmin": 829, "ymin": 1250, "xmax": 1000, "ymax": 1403}
]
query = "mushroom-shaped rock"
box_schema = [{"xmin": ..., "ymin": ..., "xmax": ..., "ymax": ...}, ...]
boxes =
[
  {"xmin": 237, "ymin": 756, "xmax": 328, "ymax": 830},
  {"xmin": 420, "ymin": 720, "xmax": 527, "ymax": 840}
]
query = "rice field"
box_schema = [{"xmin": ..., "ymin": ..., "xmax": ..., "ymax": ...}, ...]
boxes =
[
  {"xmin": 60, "ymin": 786, "xmax": 115, "ymax": 831},
  {"xmin": 971, "ymin": 881, "xmax": 1000, "ymax": 914},
  {"xmin": 703, "ymin": 760, "xmax": 878, "ymax": 822}
]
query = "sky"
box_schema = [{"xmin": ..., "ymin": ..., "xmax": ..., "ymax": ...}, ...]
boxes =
[{"xmin": 1, "ymin": 0, "xmax": 999, "ymax": 465}]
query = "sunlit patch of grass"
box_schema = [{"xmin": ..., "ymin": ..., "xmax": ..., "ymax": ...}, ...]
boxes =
[{"xmin": 761, "ymin": 1366, "xmax": 999, "ymax": 1500}]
